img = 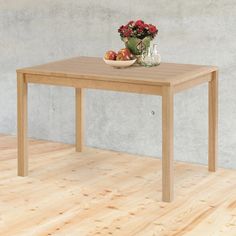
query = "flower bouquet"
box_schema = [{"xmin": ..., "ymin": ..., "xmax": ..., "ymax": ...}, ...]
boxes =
[{"xmin": 118, "ymin": 20, "xmax": 158, "ymax": 56}]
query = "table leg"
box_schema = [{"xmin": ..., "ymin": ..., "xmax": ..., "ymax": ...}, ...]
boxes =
[
  {"xmin": 208, "ymin": 71, "xmax": 218, "ymax": 172},
  {"xmin": 75, "ymin": 88, "xmax": 84, "ymax": 152},
  {"xmin": 17, "ymin": 72, "xmax": 28, "ymax": 176},
  {"xmin": 162, "ymin": 86, "xmax": 174, "ymax": 202}
]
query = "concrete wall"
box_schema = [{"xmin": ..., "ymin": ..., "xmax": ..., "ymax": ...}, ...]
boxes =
[{"xmin": 0, "ymin": 0, "xmax": 235, "ymax": 169}]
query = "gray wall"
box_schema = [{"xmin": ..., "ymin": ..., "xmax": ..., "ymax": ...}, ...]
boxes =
[{"xmin": 0, "ymin": 1, "xmax": 235, "ymax": 169}]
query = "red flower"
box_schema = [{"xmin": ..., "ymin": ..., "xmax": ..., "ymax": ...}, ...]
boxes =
[
  {"xmin": 128, "ymin": 20, "xmax": 135, "ymax": 26},
  {"xmin": 137, "ymin": 28, "xmax": 143, "ymax": 33},
  {"xmin": 123, "ymin": 28, "xmax": 132, "ymax": 37},
  {"xmin": 118, "ymin": 25, "xmax": 125, "ymax": 33},
  {"xmin": 149, "ymin": 24, "xmax": 157, "ymax": 34},
  {"xmin": 135, "ymin": 20, "xmax": 144, "ymax": 28}
]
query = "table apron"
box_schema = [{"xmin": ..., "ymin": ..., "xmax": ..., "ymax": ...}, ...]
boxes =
[
  {"xmin": 174, "ymin": 73, "xmax": 212, "ymax": 93},
  {"xmin": 25, "ymin": 74, "xmax": 163, "ymax": 96}
]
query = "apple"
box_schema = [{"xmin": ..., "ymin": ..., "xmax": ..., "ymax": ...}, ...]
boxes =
[
  {"xmin": 104, "ymin": 50, "xmax": 117, "ymax": 60},
  {"xmin": 116, "ymin": 52, "xmax": 125, "ymax": 61},
  {"xmin": 116, "ymin": 48, "xmax": 134, "ymax": 61}
]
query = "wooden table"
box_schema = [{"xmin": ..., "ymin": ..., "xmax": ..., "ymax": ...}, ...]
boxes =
[{"xmin": 17, "ymin": 57, "xmax": 218, "ymax": 202}]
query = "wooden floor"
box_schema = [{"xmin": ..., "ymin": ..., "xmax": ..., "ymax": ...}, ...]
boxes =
[{"xmin": 0, "ymin": 134, "xmax": 236, "ymax": 236}]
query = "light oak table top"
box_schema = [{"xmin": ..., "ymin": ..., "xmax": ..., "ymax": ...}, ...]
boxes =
[
  {"xmin": 17, "ymin": 56, "xmax": 218, "ymax": 202},
  {"xmin": 17, "ymin": 56, "xmax": 217, "ymax": 86}
]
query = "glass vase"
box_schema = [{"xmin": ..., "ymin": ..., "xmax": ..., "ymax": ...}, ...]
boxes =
[{"xmin": 140, "ymin": 44, "xmax": 161, "ymax": 67}]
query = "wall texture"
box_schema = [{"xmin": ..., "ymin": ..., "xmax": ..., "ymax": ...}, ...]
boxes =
[{"xmin": 0, "ymin": 0, "xmax": 235, "ymax": 169}]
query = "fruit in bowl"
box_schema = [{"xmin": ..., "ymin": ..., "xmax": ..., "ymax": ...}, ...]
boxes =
[
  {"xmin": 116, "ymin": 48, "xmax": 134, "ymax": 61},
  {"xmin": 103, "ymin": 48, "xmax": 136, "ymax": 68},
  {"xmin": 104, "ymin": 50, "xmax": 117, "ymax": 60},
  {"xmin": 104, "ymin": 48, "xmax": 134, "ymax": 61}
]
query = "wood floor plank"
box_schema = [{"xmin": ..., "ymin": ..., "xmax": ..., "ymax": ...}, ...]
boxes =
[{"xmin": 0, "ymin": 135, "xmax": 235, "ymax": 236}]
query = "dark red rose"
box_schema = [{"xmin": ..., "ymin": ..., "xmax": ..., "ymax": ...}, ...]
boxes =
[
  {"xmin": 123, "ymin": 28, "xmax": 132, "ymax": 37},
  {"xmin": 118, "ymin": 25, "xmax": 125, "ymax": 33},
  {"xmin": 128, "ymin": 20, "xmax": 135, "ymax": 26},
  {"xmin": 137, "ymin": 28, "xmax": 143, "ymax": 33},
  {"xmin": 135, "ymin": 20, "xmax": 144, "ymax": 27},
  {"xmin": 120, "ymin": 25, "xmax": 129, "ymax": 34},
  {"xmin": 149, "ymin": 24, "xmax": 157, "ymax": 34}
]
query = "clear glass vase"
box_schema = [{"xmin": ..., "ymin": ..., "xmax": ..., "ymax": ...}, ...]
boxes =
[
  {"xmin": 141, "ymin": 43, "xmax": 161, "ymax": 67},
  {"xmin": 141, "ymin": 47, "xmax": 153, "ymax": 67},
  {"xmin": 152, "ymin": 44, "xmax": 161, "ymax": 66}
]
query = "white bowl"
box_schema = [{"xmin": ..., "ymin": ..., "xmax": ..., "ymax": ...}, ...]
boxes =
[{"xmin": 103, "ymin": 58, "xmax": 136, "ymax": 68}]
